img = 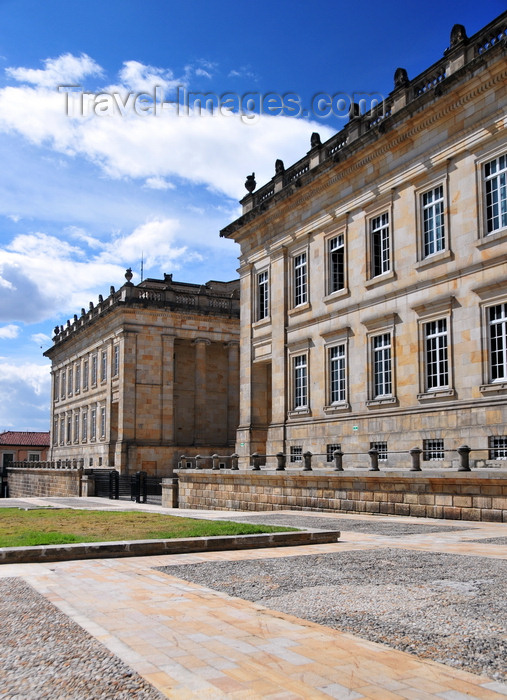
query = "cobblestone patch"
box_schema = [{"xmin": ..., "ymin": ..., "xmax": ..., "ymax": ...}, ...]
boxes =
[
  {"xmin": 158, "ymin": 548, "xmax": 507, "ymax": 681},
  {"xmin": 0, "ymin": 578, "xmax": 164, "ymax": 700}
]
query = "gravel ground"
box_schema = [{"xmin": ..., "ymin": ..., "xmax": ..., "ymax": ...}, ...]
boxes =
[
  {"xmin": 467, "ymin": 537, "xmax": 507, "ymax": 545},
  {"xmin": 223, "ymin": 513, "xmax": 470, "ymax": 536},
  {"xmin": 0, "ymin": 578, "xmax": 165, "ymax": 700},
  {"xmin": 159, "ymin": 543, "xmax": 507, "ymax": 681}
]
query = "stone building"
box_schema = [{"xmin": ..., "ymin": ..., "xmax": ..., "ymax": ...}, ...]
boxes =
[
  {"xmin": 44, "ymin": 271, "xmax": 240, "ymax": 474},
  {"xmin": 221, "ymin": 12, "xmax": 507, "ymax": 469}
]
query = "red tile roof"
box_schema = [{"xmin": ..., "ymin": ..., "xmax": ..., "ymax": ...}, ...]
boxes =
[{"xmin": 0, "ymin": 431, "xmax": 50, "ymax": 447}]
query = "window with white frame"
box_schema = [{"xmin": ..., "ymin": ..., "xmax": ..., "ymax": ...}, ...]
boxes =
[
  {"xmin": 329, "ymin": 344, "xmax": 346, "ymax": 404},
  {"xmin": 100, "ymin": 406, "xmax": 106, "ymax": 438},
  {"xmin": 75, "ymin": 363, "xmax": 81, "ymax": 393},
  {"xmin": 293, "ymin": 252, "xmax": 308, "ymax": 307},
  {"xmin": 328, "ymin": 234, "xmax": 345, "ymax": 294},
  {"xmin": 101, "ymin": 350, "xmax": 107, "ymax": 382},
  {"xmin": 421, "ymin": 185, "xmax": 445, "ymax": 257},
  {"xmin": 113, "ymin": 345, "xmax": 119, "ymax": 377},
  {"xmin": 423, "ymin": 438, "xmax": 445, "ymax": 461},
  {"xmin": 425, "ymin": 318, "xmax": 449, "ymax": 390},
  {"xmin": 370, "ymin": 441, "xmax": 388, "ymax": 461},
  {"xmin": 372, "ymin": 333, "xmax": 392, "ymax": 397},
  {"xmin": 74, "ymin": 411, "xmax": 79, "ymax": 443},
  {"xmin": 90, "ymin": 407, "xmax": 96, "ymax": 440},
  {"xmin": 83, "ymin": 359, "xmax": 89, "ymax": 390},
  {"xmin": 370, "ymin": 212, "xmax": 390, "ymax": 277},
  {"xmin": 290, "ymin": 446, "xmax": 303, "ymax": 462},
  {"xmin": 28, "ymin": 452, "xmax": 40, "ymax": 462},
  {"xmin": 484, "ymin": 153, "xmax": 507, "ymax": 235},
  {"xmin": 293, "ymin": 354, "xmax": 308, "ymax": 409},
  {"xmin": 489, "ymin": 303, "xmax": 507, "ymax": 382},
  {"xmin": 82, "ymin": 410, "xmax": 88, "ymax": 441},
  {"xmin": 257, "ymin": 270, "xmax": 269, "ymax": 321},
  {"xmin": 489, "ymin": 435, "xmax": 507, "ymax": 460},
  {"xmin": 91, "ymin": 354, "xmax": 98, "ymax": 385}
]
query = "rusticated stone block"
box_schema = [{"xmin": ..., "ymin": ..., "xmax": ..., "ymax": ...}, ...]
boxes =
[
  {"xmin": 453, "ymin": 495, "xmax": 472, "ymax": 508},
  {"xmin": 481, "ymin": 509, "xmax": 503, "ymax": 522},
  {"xmin": 394, "ymin": 503, "xmax": 410, "ymax": 516},
  {"xmin": 443, "ymin": 507, "xmax": 462, "ymax": 520},
  {"xmin": 435, "ymin": 494, "xmax": 452, "ymax": 506},
  {"xmin": 409, "ymin": 504, "xmax": 427, "ymax": 518}
]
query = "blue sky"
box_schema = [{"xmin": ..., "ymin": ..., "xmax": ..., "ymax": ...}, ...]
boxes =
[{"xmin": 0, "ymin": 0, "xmax": 504, "ymax": 431}]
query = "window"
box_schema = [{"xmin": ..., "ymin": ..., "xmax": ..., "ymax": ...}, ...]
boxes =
[
  {"xmin": 113, "ymin": 346, "xmax": 119, "ymax": 377},
  {"xmin": 82, "ymin": 410, "xmax": 88, "ymax": 441},
  {"xmin": 373, "ymin": 333, "xmax": 392, "ymax": 397},
  {"xmin": 293, "ymin": 252, "xmax": 308, "ymax": 307},
  {"xmin": 91, "ymin": 354, "xmax": 98, "ymax": 385},
  {"xmin": 425, "ymin": 319, "xmax": 448, "ymax": 390},
  {"xmin": 293, "ymin": 354, "xmax": 308, "ymax": 409},
  {"xmin": 90, "ymin": 407, "xmax": 96, "ymax": 440},
  {"xmin": 59, "ymin": 417, "xmax": 64, "ymax": 445},
  {"xmin": 67, "ymin": 367, "xmax": 73, "ymax": 396},
  {"xmin": 83, "ymin": 360, "xmax": 89, "ymax": 390},
  {"xmin": 74, "ymin": 411, "xmax": 79, "ymax": 443},
  {"xmin": 484, "ymin": 153, "xmax": 507, "ymax": 235},
  {"xmin": 370, "ymin": 441, "xmax": 388, "ymax": 461},
  {"xmin": 489, "ymin": 303, "xmax": 507, "ymax": 381},
  {"xmin": 489, "ymin": 436, "xmax": 507, "ymax": 460},
  {"xmin": 328, "ymin": 234, "xmax": 344, "ymax": 294},
  {"xmin": 100, "ymin": 406, "xmax": 106, "ymax": 438},
  {"xmin": 422, "ymin": 185, "xmax": 445, "ymax": 257},
  {"xmin": 54, "ymin": 374, "xmax": 59, "ymax": 402},
  {"xmin": 101, "ymin": 350, "xmax": 107, "ymax": 382},
  {"xmin": 66, "ymin": 414, "xmax": 72, "ymax": 443},
  {"xmin": 329, "ymin": 344, "xmax": 346, "ymax": 404},
  {"xmin": 28, "ymin": 452, "xmax": 40, "ymax": 462},
  {"xmin": 326, "ymin": 443, "xmax": 341, "ymax": 462},
  {"xmin": 290, "ymin": 446, "xmax": 302, "ymax": 463},
  {"xmin": 257, "ymin": 270, "xmax": 269, "ymax": 320},
  {"xmin": 75, "ymin": 364, "xmax": 81, "ymax": 393},
  {"xmin": 423, "ymin": 439, "xmax": 445, "ymax": 461},
  {"xmin": 370, "ymin": 212, "xmax": 390, "ymax": 277},
  {"xmin": 61, "ymin": 370, "xmax": 66, "ymax": 399},
  {"xmin": 53, "ymin": 417, "xmax": 58, "ymax": 445}
]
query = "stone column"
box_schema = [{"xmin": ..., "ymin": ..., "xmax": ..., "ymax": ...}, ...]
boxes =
[
  {"xmin": 193, "ymin": 338, "xmax": 210, "ymax": 446},
  {"xmin": 226, "ymin": 340, "xmax": 240, "ymax": 445},
  {"xmin": 162, "ymin": 334, "xmax": 176, "ymax": 444}
]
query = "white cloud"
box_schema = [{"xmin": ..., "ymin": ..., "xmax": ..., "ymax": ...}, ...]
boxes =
[
  {"xmin": 0, "ymin": 53, "xmax": 335, "ymax": 200},
  {"xmin": 6, "ymin": 53, "xmax": 103, "ymax": 88},
  {"xmin": 31, "ymin": 332, "xmax": 51, "ymax": 346},
  {"xmin": 7, "ymin": 214, "xmax": 21, "ymax": 223},
  {"xmin": 100, "ymin": 218, "xmax": 187, "ymax": 269},
  {"xmin": 0, "ymin": 361, "xmax": 51, "ymax": 430},
  {"xmin": 0, "ymin": 324, "xmax": 20, "ymax": 339},
  {"xmin": 143, "ymin": 176, "xmax": 175, "ymax": 191}
]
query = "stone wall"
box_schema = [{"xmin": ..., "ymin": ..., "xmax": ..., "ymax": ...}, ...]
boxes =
[
  {"xmin": 176, "ymin": 470, "xmax": 507, "ymax": 522},
  {"xmin": 7, "ymin": 468, "xmax": 82, "ymax": 498}
]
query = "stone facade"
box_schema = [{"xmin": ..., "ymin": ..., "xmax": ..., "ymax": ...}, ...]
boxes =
[
  {"xmin": 221, "ymin": 13, "xmax": 507, "ymax": 470},
  {"xmin": 44, "ymin": 272, "xmax": 240, "ymax": 475},
  {"xmin": 176, "ymin": 471, "xmax": 507, "ymax": 522},
  {"xmin": 7, "ymin": 467, "xmax": 82, "ymax": 498}
]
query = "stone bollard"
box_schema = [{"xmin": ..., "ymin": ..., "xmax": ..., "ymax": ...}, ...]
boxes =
[
  {"xmin": 276, "ymin": 452, "xmax": 286, "ymax": 471},
  {"xmin": 231, "ymin": 453, "xmax": 239, "ymax": 470},
  {"xmin": 251, "ymin": 452, "xmax": 261, "ymax": 471},
  {"xmin": 179, "ymin": 454, "xmax": 186, "ymax": 469},
  {"xmin": 195, "ymin": 455, "xmax": 201, "ymax": 470},
  {"xmin": 409, "ymin": 447, "xmax": 422, "ymax": 471},
  {"xmin": 368, "ymin": 448, "xmax": 379, "ymax": 471},
  {"xmin": 333, "ymin": 449, "xmax": 344, "ymax": 471},
  {"xmin": 302, "ymin": 451, "xmax": 313, "ymax": 472},
  {"xmin": 457, "ymin": 445, "xmax": 472, "ymax": 472},
  {"xmin": 212, "ymin": 454, "xmax": 220, "ymax": 470}
]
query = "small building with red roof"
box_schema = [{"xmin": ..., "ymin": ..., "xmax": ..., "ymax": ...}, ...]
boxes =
[{"xmin": 0, "ymin": 431, "xmax": 50, "ymax": 467}]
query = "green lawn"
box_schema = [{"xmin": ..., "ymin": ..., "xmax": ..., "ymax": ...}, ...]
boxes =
[{"xmin": 0, "ymin": 509, "xmax": 295, "ymax": 547}]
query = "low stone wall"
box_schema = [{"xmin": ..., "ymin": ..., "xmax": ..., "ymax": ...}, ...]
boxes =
[
  {"xmin": 176, "ymin": 470, "xmax": 507, "ymax": 522},
  {"xmin": 6, "ymin": 468, "xmax": 82, "ymax": 498}
]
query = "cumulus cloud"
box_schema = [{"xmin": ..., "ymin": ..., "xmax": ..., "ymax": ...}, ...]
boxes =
[
  {"xmin": 0, "ymin": 361, "xmax": 51, "ymax": 430},
  {"xmin": 0, "ymin": 53, "xmax": 335, "ymax": 200},
  {"xmin": 0, "ymin": 324, "xmax": 20, "ymax": 339},
  {"xmin": 143, "ymin": 176, "xmax": 175, "ymax": 190},
  {"xmin": 6, "ymin": 53, "xmax": 103, "ymax": 88},
  {"xmin": 100, "ymin": 218, "xmax": 187, "ymax": 269}
]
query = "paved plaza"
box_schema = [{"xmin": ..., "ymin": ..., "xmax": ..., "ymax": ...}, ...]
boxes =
[{"xmin": 0, "ymin": 497, "xmax": 506, "ymax": 699}]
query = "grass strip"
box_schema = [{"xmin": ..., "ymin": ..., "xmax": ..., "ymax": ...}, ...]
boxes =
[{"xmin": 0, "ymin": 508, "xmax": 296, "ymax": 547}]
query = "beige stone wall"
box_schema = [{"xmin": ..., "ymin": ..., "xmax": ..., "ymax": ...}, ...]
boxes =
[
  {"xmin": 177, "ymin": 471, "xmax": 507, "ymax": 522},
  {"xmin": 226, "ymin": 31, "xmax": 507, "ymax": 467},
  {"xmin": 7, "ymin": 468, "xmax": 81, "ymax": 498}
]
